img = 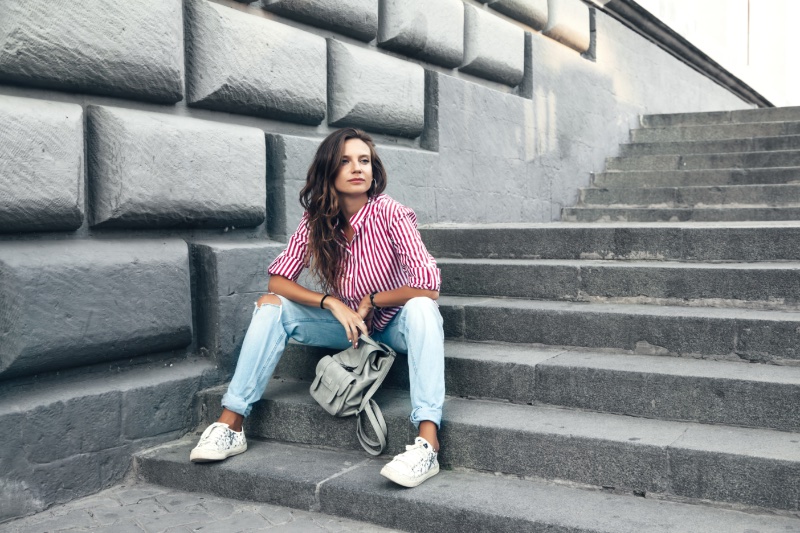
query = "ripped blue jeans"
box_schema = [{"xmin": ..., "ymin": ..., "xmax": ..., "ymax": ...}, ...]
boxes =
[{"xmin": 221, "ymin": 295, "xmax": 445, "ymax": 428}]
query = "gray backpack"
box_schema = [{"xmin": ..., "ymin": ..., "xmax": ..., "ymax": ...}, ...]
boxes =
[{"xmin": 310, "ymin": 334, "xmax": 396, "ymax": 456}]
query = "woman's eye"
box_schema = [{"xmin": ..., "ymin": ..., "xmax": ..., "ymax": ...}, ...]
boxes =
[{"xmin": 360, "ymin": 159, "xmax": 370, "ymax": 164}]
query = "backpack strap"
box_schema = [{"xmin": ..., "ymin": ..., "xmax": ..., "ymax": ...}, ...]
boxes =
[
  {"xmin": 357, "ymin": 342, "xmax": 395, "ymax": 413},
  {"xmin": 356, "ymin": 399, "xmax": 387, "ymax": 456},
  {"xmin": 355, "ymin": 339, "xmax": 395, "ymax": 455}
]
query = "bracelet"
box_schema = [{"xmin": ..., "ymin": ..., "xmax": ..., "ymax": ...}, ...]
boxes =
[
  {"xmin": 369, "ymin": 291, "xmax": 381, "ymax": 310},
  {"xmin": 320, "ymin": 294, "xmax": 330, "ymax": 309}
]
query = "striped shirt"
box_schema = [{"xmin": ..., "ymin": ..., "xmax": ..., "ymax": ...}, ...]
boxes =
[{"xmin": 268, "ymin": 194, "xmax": 441, "ymax": 331}]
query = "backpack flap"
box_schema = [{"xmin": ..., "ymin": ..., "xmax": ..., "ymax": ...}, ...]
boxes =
[{"xmin": 310, "ymin": 356, "xmax": 356, "ymax": 415}]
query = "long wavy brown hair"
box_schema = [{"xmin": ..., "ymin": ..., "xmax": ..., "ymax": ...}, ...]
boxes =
[{"xmin": 300, "ymin": 128, "xmax": 387, "ymax": 294}]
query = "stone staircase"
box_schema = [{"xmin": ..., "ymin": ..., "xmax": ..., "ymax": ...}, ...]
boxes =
[
  {"xmin": 135, "ymin": 107, "xmax": 800, "ymax": 532},
  {"xmin": 564, "ymin": 106, "xmax": 800, "ymax": 223}
]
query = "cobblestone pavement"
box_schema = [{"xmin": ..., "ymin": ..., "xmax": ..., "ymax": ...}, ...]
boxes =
[{"xmin": 1, "ymin": 483, "xmax": 402, "ymax": 533}]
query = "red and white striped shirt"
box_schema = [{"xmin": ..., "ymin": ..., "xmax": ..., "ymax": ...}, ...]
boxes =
[{"xmin": 268, "ymin": 194, "xmax": 441, "ymax": 331}]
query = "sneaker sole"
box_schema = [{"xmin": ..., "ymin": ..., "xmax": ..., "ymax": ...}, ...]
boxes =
[
  {"xmin": 189, "ymin": 443, "xmax": 248, "ymax": 463},
  {"xmin": 380, "ymin": 463, "xmax": 440, "ymax": 488}
]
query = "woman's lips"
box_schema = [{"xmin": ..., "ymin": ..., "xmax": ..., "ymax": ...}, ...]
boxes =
[{"xmin": 348, "ymin": 178, "xmax": 365, "ymax": 183}]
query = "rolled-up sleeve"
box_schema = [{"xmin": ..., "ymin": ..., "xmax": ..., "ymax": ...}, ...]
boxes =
[
  {"xmin": 388, "ymin": 207, "xmax": 441, "ymax": 291},
  {"xmin": 268, "ymin": 214, "xmax": 309, "ymax": 282}
]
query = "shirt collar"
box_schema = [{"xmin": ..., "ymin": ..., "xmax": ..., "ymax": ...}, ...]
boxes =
[{"xmin": 347, "ymin": 194, "xmax": 379, "ymax": 237}]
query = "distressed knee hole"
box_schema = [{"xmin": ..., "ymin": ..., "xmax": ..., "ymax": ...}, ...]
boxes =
[{"xmin": 256, "ymin": 293, "xmax": 281, "ymax": 307}]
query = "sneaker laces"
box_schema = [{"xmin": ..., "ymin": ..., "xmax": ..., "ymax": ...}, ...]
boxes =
[
  {"xmin": 393, "ymin": 438, "xmax": 436, "ymax": 468},
  {"xmin": 198, "ymin": 422, "xmax": 236, "ymax": 448}
]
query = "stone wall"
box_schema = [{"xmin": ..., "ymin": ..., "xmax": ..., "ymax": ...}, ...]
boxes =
[{"xmin": 0, "ymin": 0, "xmax": 751, "ymax": 521}]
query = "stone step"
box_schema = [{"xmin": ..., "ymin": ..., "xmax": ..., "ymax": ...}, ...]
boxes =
[
  {"xmin": 438, "ymin": 295, "xmax": 800, "ymax": 363},
  {"xmin": 579, "ymin": 183, "xmax": 800, "ymax": 207},
  {"xmin": 0, "ymin": 357, "xmax": 217, "ymax": 522},
  {"xmin": 436, "ymin": 258, "xmax": 800, "ymax": 308},
  {"xmin": 620, "ymin": 135, "xmax": 800, "ymax": 157},
  {"xmin": 420, "ymin": 222, "xmax": 800, "ymax": 261},
  {"xmin": 270, "ymin": 340, "xmax": 800, "ymax": 432},
  {"xmin": 593, "ymin": 167, "xmax": 800, "ymax": 188},
  {"xmin": 536, "ymin": 350, "xmax": 800, "ymax": 432},
  {"xmin": 135, "ymin": 438, "xmax": 800, "ymax": 533},
  {"xmin": 606, "ymin": 150, "xmax": 800, "ymax": 171},
  {"xmin": 187, "ymin": 381, "xmax": 800, "ymax": 511},
  {"xmin": 562, "ymin": 206, "xmax": 800, "ymax": 223},
  {"xmin": 273, "ymin": 340, "xmax": 542, "ymax": 404},
  {"xmin": 642, "ymin": 106, "xmax": 800, "ymax": 128},
  {"xmin": 632, "ymin": 121, "xmax": 800, "ymax": 143}
]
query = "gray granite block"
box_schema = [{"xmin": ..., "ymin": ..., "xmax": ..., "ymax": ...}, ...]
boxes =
[
  {"xmin": 192, "ymin": 240, "xmax": 287, "ymax": 375},
  {"xmin": 439, "ymin": 296, "xmax": 800, "ymax": 361},
  {"xmin": 0, "ymin": 359, "xmax": 214, "ymax": 522},
  {"xmin": 0, "ymin": 95, "xmax": 83, "ymax": 232},
  {"xmin": 481, "ymin": 0, "xmax": 549, "ymax": 31},
  {"xmin": 580, "ymin": 184, "xmax": 800, "ymax": 207},
  {"xmin": 668, "ymin": 425, "xmax": 800, "ymax": 511},
  {"xmin": 593, "ymin": 168, "xmax": 800, "ymax": 188},
  {"xmin": 642, "ymin": 106, "xmax": 800, "ymax": 127},
  {"xmin": 439, "ymin": 258, "xmax": 800, "ymax": 305},
  {"xmin": 377, "ymin": 0, "xmax": 464, "ymax": 68},
  {"xmin": 563, "ymin": 206, "xmax": 800, "ymax": 223},
  {"xmin": 322, "ymin": 459, "xmax": 800, "ymax": 533},
  {"xmin": 536, "ymin": 351, "xmax": 800, "ymax": 431},
  {"xmin": 185, "ymin": 0, "xmax": 326, "ymax": 124},
  {"xmin": 632, "ymin": 121, "xmax": 800, "ymax": 143},
  {"xmin": 0, "ymin": 0, "xmax": 183, "ymax": 102},
  {"xmin": 327, "ymin": 39, "xmax": 425, "ymax": 137},
  {"xmin": 543, "ymin": 0, "xmax": 590, "ymax": 53},
  {"xmin": 420, "ymin": 223, "xmax": 800, "ymax": 261},
  {"xmin": 88, "ymin": 105, "xmax": 266, "ymax": 229},
  {"xmin": 133, "ymin": 439, "xmax": 800, "ymax": 532},
  {"xmin": 136, "ymin": 439, "xmax": 351, "ymax": 510},
  {"xmin": 261, "ymin": 0, "xmax": 378, "ymax": 41},
  {"xmin": 192, "ymin": 380, "xmax": 800, "ymax": 510},
  {"xmin": 620, "ymin": 136, "xmax": 800, "ymax": 156},
  {"xmin": 0, "ymin": 239, "xmax": 192, "ymax": 379},
  {"xmin": 460, "ymin": 5, "xmax": 525, "ymax": 86}
]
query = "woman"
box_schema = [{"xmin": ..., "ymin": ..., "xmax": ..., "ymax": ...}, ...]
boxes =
[{"xmin": 190, "ymin": 128, "xmax": 445, "ymax": 488}]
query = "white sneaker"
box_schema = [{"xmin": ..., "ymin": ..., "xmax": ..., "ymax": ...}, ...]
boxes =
[
  {"xmin": 189, "ymin": 422, "xmax": 247, "ymax": 463},
  {"xmin": 380, "ymin": 437, "xmax": 439, "ymax": 488}
]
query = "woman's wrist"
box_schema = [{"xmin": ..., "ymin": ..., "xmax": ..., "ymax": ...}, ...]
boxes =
[{"xmin": 369, "ymin": 291, "xmax": 382, "ymax": 310}]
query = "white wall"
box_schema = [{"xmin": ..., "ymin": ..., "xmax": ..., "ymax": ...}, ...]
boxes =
[{"xmin": 635, "ymin": 0, "xmax": 798, "ymax": 107}]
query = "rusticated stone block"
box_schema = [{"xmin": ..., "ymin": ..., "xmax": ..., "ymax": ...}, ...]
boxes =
[
  {"xmin": 0, "ymin": 239, "xmax": 192, "ymax": 379},
  {"xmin": 87, "ymin": 105, "xmax": 266, "ymax": 229},
  {"xmin": 378, "ymin": 0, "xmax": 464, "ymax": 68},
  {"xmin": 460, "ymin": 5, "xmax": 525, "ymax": 86},
  {"xmin": 185, "ymin": 0, "xmax": 326, "ymax": 124},
  {"xmin": 543, "ymin": 0, "xmax": 590, "ymax": 53},
  {"xmin": 378, "ymin": 145, "xmax": 438, "ymax": 224},
  {"xmin": 261, "ymin": 0, "xmax": 378, "ymax": 41},
  {"xmin": 0, "ymin": 359, "xmax": 213, "ymax": 521},
  {"xmin": 266, "ymin": 134, "xmax": 319, "ymax": 240},
  {"xmin": 0, "ymin": 95, "xmax": 83, "ymax": 232},
  {"xmin": 0, "ymin": 1, "xmax": 183, "ymax": 103},
  {"xmin": 193, "ymin": 240, "xmax": 288, "ymax": 375},
  {"xmin": 328, "ymin": 40, "xmax": 425, "ymax": 137},
  {"xmin": 479, "ymin": 0, "xmax": 548, "ymax": 31}
]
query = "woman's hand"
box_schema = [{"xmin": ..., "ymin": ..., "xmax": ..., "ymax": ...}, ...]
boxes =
[
  {"xmin": 357, "ymin": 294, "xmax": 374, "ymax": 335},
  {"xmin": 325, "ymin": 297, "xmax": 369, "ymax": 348}
]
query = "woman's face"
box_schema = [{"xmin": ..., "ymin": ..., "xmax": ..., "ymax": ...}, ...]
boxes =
[{"xmin": 334, "ymin": 138, "xmax": 374, "ymax": 197}]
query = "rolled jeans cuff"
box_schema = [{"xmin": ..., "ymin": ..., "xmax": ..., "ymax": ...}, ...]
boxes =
[
  {"xmin": 221, "ymin": 393, "xmax": 252, "ymax": 418},
  {"xmin": 410, "ymin": 406, "xmax": 442, "ymax": 429}
]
